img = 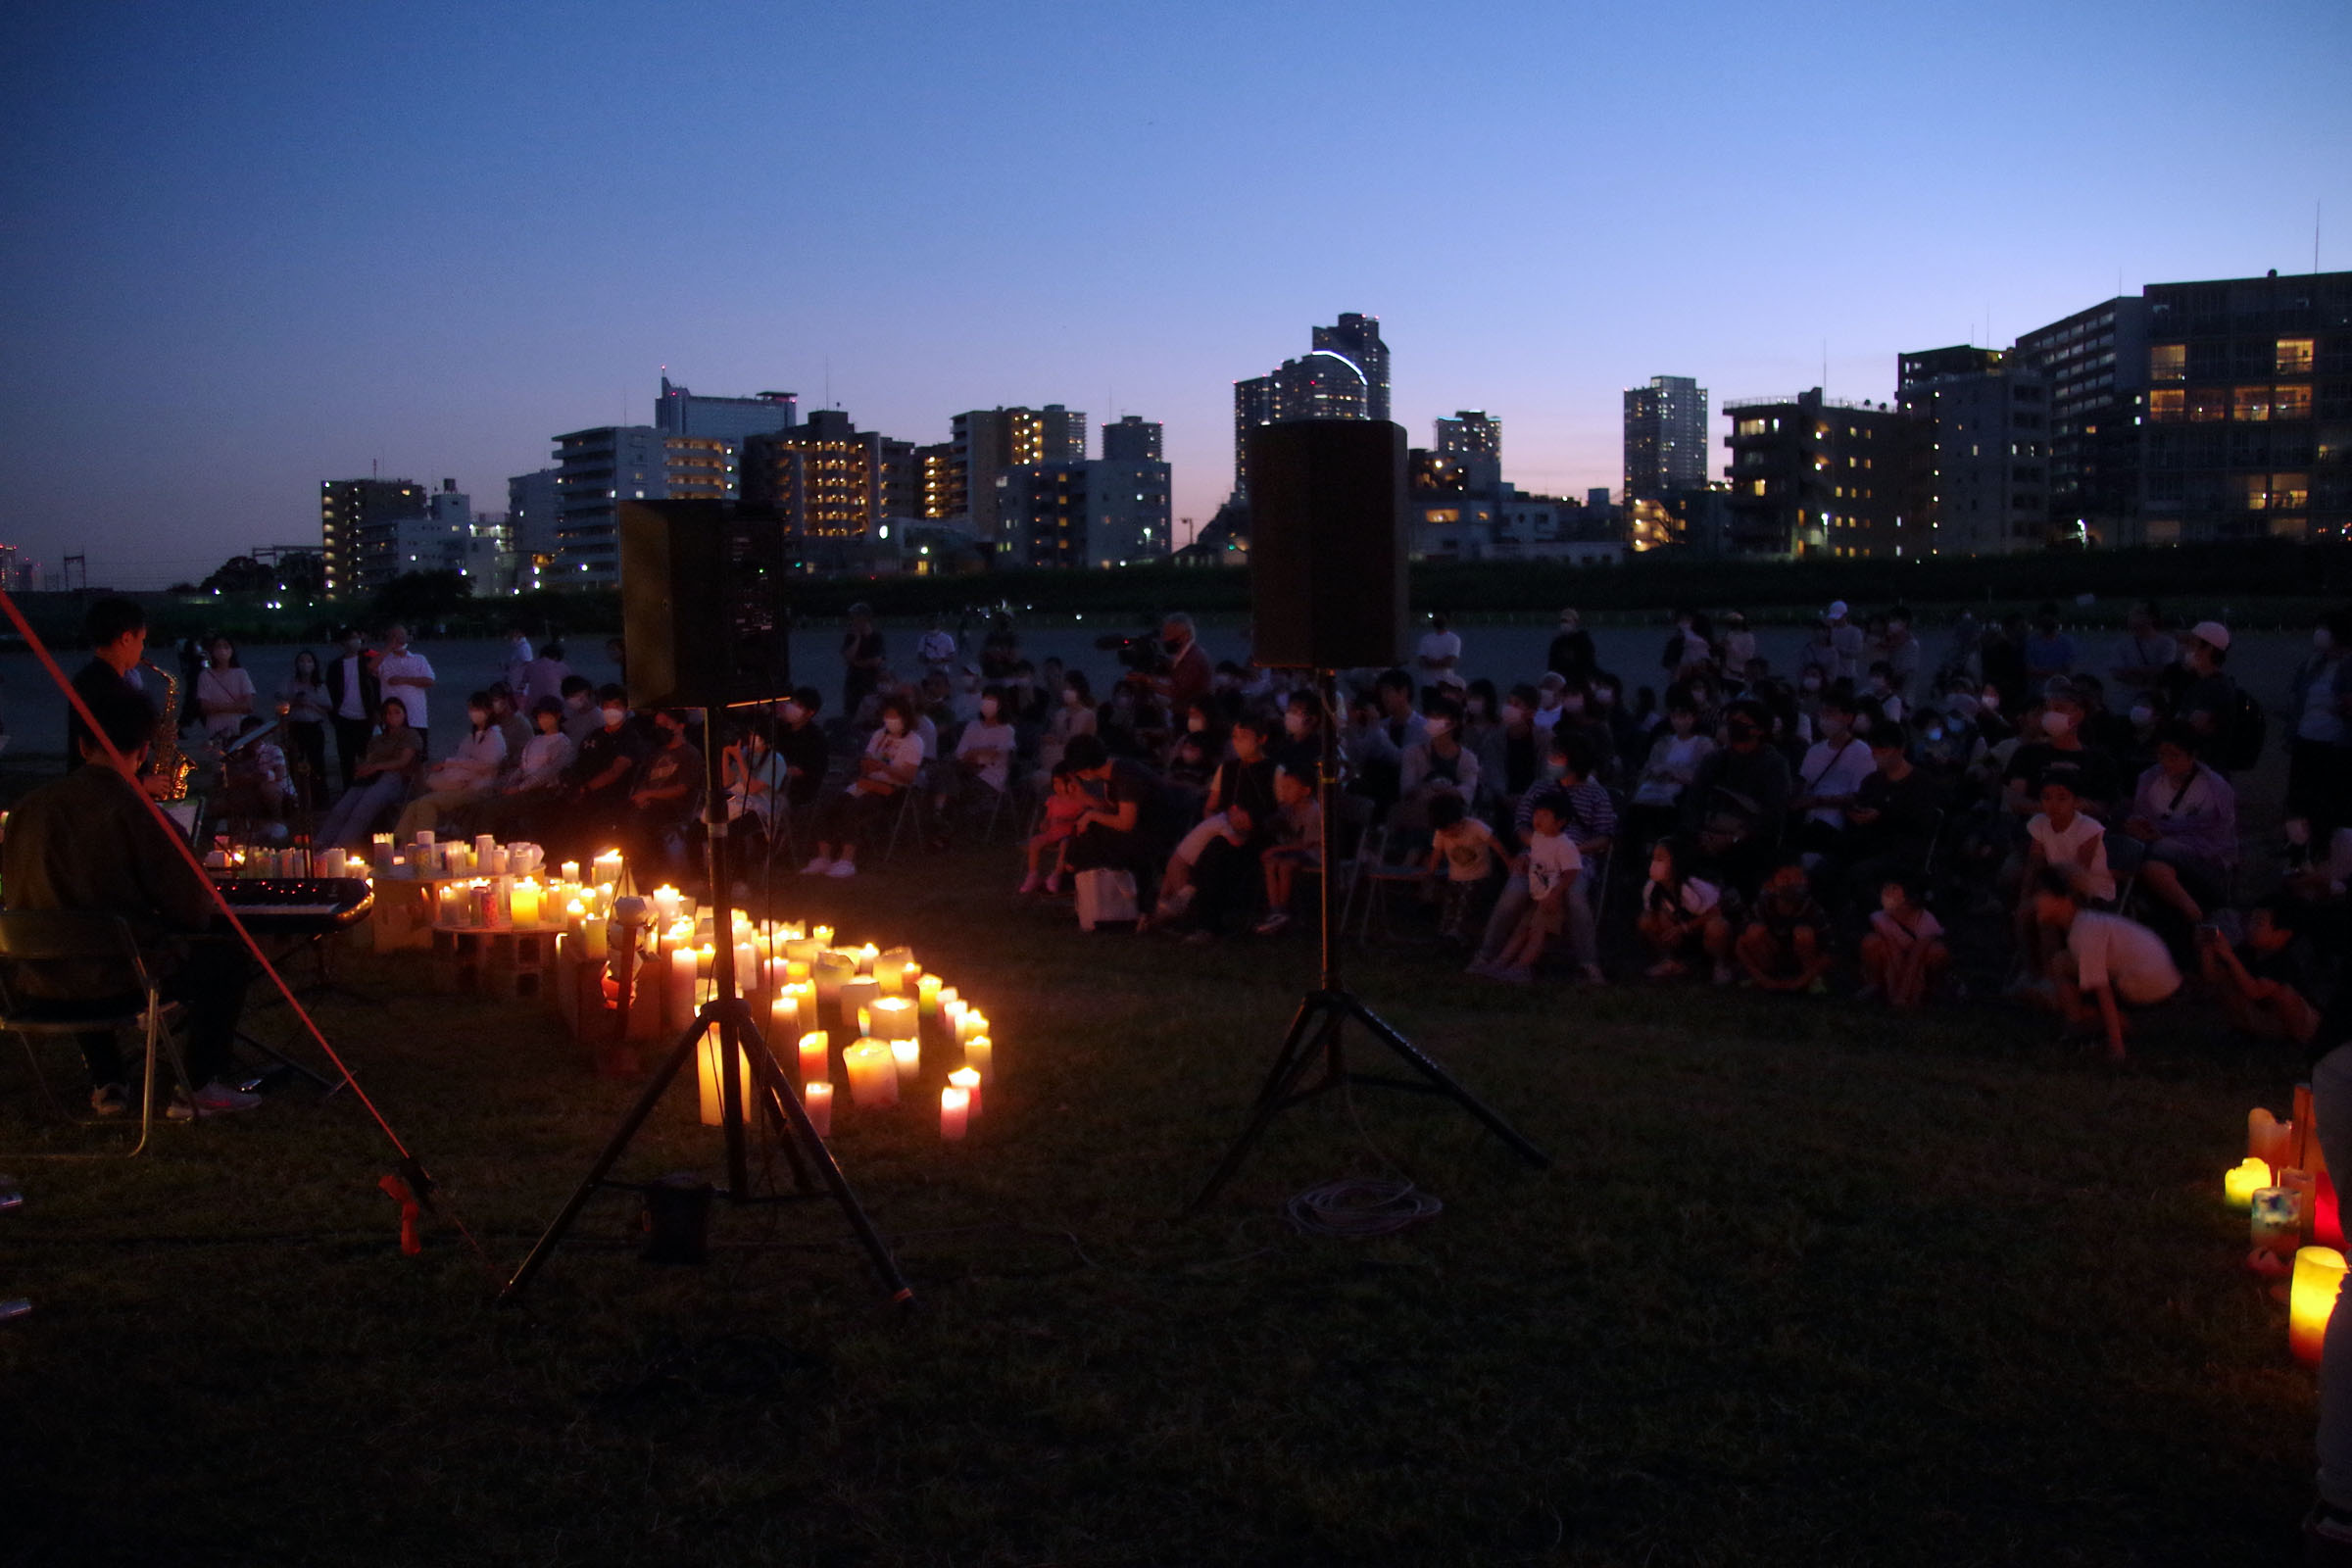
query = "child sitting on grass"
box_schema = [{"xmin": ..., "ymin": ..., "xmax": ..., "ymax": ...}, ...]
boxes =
[
  {"xmin": 1475, "ymin": 800, "xmax": 1581, "ymax": 984},
  {"xmin": 1253, "ymin": 768, "xmax": 1324, "ymax": 935},
  {"xmin": 1737, "ymin": 859, "xmax": 1835, "ymax": 994},
  {"xmin": 1638, "ymin": 837, "xmax": 1730, "ymax": 980},
  {"xmin": 1018, "ymin": 762, "xmax": 1091, "ymax": 895},
  {"xmin": 2199, "ymin": 898, "xmax": 2324, "ymax": 1044},
  {"xmin": 1421, "ymin": 792, "xmax": 1499, "ymax": 944},
  {"xmin": 1860, "ymin": 872, "xmax": 1946, "ymax": 1008},
  {"xmin": 2013, "ymin": 776, "xmax": 2114, "ymax": 984}
]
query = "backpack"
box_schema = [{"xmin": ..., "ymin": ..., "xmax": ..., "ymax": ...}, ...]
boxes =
[{"xmin": 2217, "ymin": 682, "xmax": 2266, "ymax": 771}]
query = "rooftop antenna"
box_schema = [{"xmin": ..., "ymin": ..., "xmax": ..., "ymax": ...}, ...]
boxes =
[{"xmin": 2319, "ymin": 200, "xmax": 2325, "ymax": 273}]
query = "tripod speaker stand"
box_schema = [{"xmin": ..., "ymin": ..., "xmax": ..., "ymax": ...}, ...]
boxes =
[{"xmin": 1188, "ymin": 673, "xmax": 1549, "ymax": 1210}]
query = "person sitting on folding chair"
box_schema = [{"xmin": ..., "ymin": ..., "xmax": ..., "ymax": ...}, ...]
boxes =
[
  {"xmin": 805, "ymin": 694, "xmax": 924, "ymax": 880},
  {"xmin": 3, "ymin": 687, "xmax": 260, "ymax": 1119}
]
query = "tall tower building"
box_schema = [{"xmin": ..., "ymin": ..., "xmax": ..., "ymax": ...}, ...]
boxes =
[
  {"xmin": 655, "ymin": 376, "xmax": 798, "ymax": 442},
  {"xmin": 1312, "ymin": 313, "xmax": 1390, "ymax": 422},
  {"xmin": 319, "ymin": 476, "xmax": 426, "ymax": 599},
  {"xmin": 1623, "ymin": 376, "xmax": 1709, "ymax": 504},
  {"xmin": 1896, "ymin": 346, "xmax": 2047, "ymax": 556},
  {"xmin": 1102, "ymin": 415, "xmax": 1163, "ymax": 462},
  {"xmin": 1435, "ymin": 410, "xmax": 1500, "ymax": 459},
  {"xmin": 944, "ymin": 405, "xmax": 1088, "ymax": 552}
]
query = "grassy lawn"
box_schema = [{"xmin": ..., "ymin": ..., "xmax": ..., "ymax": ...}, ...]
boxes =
[{"xmin": 0, "ymin": 848, "xmax": 2320, "ymax": 1566}]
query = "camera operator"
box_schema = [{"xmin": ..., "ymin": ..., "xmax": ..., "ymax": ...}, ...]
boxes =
[{"xmin": 1152, "ymin": 612, "xmax": 1211, "ymax": 715}]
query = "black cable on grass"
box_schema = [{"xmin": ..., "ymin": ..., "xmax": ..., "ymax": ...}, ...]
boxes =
[{"xmin": 1283, "ymin": 1177, "xmax": 1443, "ymax": 1238}]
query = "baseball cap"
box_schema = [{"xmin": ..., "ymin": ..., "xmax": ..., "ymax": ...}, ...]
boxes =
[
  {"xmin": 2188, "ymin": 619, "xmax": 2231, "ymax": 652},
  {"xmin": 1827, "ymin": 600, "xmax": 1850, "ymax": 619}
]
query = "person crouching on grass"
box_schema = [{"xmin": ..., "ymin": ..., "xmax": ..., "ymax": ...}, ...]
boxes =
[
  {"xmin": 2200, "ymin": 896, "xmax": 2324, "ymax": 1045},
  {"xmin": 1018, "ymin": 761, "xmax": 1090, "ymax": 895},
  {"xmin": 1736, "ymin": 859, "xmax": 1835, "ymax": 994},
  {"xmin": 2029, "ymin": 868, "xmax": 2180, "ymax": 1063},
  {"xmin": 1859, "ymin": 873, "xmax": 1946, "ymax": 1008},
  {"xmin": 1638, "ymin": 837, "xmax": 1733, "ymax": 980},
  {"xmin": 1472, "ymin": 800, "xmax": 1580, "ymax": 984}
]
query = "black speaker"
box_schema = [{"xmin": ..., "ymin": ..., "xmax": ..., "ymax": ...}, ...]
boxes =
[
  {"xmin": 619, "ymin": 500, "xmax": 793, "ymax": 710},
  {"xmin": 1248, "ymin": 419, "xmax": 1406, "ymax": 669}
]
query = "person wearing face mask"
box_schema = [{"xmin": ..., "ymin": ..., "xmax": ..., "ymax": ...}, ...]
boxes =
[
  {"xmin": 373, "ymin": 623, "xmax": 437, "ymax": 758},
  {"xmin": 622, "ymin": 708, "xmax": 706, "ymax": 880},
  {"xmin": 805, "ymin": 694, "xmax": 925, "ymax": 879},
  {"xmin": 1680, "ymin": 700, "xmax": 1792, "ymax": 891},
  {"xmin": 394, "ymin": 690, "xmax": 508, "ymax": 841},
  {"xmin": 1395, "ymin": 696, "xmax": 1481, "ymax": 835},
  {"xmin": 1151, "ymin": 612, "xmax": 1212, "ymax": 716},
  {"xmin": 1862, "ymin": 662, "xmax": 1904, "ymax": 725},
  {"xmin": 2163, "ymin": 620, "xmax": 2244, "ymax": 765},
  {"xmin": 1547, "ymin": 608, "xmax": 1596, "ymax": 685},
  {"xmin": 1789, "ymin": 694, "xmax": 1876, "ymax": 859},
  {"xmin": 1550, "ymin": 679, "xmax": 1619, "ymax": 785},
  {"xmin": 1271, "ymin": 693, "xmax": 1323, "ymax": 780},
  {"xmin": 2000, "ymin": 681, "xmax": 2120, "ymax": 821},
  {"xmin": 1881, "ymin": 609, "xmax": 1920, "ymax": 698},
  {"xmin": 483, "ymin": 696, "xmax": 577, "ymax": 841},
  {"xmin": 1479, "ymin": 683, "xmax": 1545, "ymax": 808},
  {"xmin": 1035, "ymin": 669, "xmax": 1097, "ymax": 782},
  {"xmin": 2108, "ymin": 601, "xmax": 2178, "ymax": 698},
  {"xmin": 562, "ymin": 685, "xmax": 650, "ymax": 857},
  {"xmin": 559, "ymin": 675, "xmax": 603, "ymax": 745},
  {"xmin": 936, "ymin": 684, "xmax": 1018, "ymax": 844},
  {"xmin": 2285, "ymin": 609, "xmax": 2352, "ymax": 820},
  {"xmin": 1630, "ymin": 692, "xmax": 1717, "ymax": 838}
]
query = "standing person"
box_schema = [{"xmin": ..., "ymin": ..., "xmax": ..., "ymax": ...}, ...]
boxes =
[
  {"xmin": 373, "ymin": 624, "xmax": 436, "ymax": 757},
  {"xmin": 1547, "ymin": 608, "xmax": 1596, "ymax": 686},
  {"xmin": 325, "ymin": 626, "xmax": 379, "ymax": 793},
  {"xmin": 841, "ymin": 604, "xmax": 886, "ymax": 719},
  {"xmin": 1826, "ymin": 602, "xmax": 1866, "ymax": 683},
  {"xmin": 1881, "ymin": 608, "xmax": 1921, "ymax": 699},
  {"xmin": 502, "ymin": 624, "xmax": 534, "ymax": 699},
  {"xmin": 2023, "ymin": 602, "xmax": 2078, "ymax": 686},
  {"xmin": 520, "ymin": 640, "xmax": 571, "ymax": 710},
  {"xmin": 315, "ymin": 697, "xmax": 422, "ymax": 848},
  {"xmin": 1416, "ymin": 612, "xmax": 1462, "ymax": 678},
  {"xmin": 1152, "ymin": 612, "xmax": 1212, "ymax": 716},
  {"xmin": 2108, "ymin": 601, "xmax": 2178, "ymax": 699},
  {"xmin": 3, "ymin": 690, "xmax": 261, "ymax": 1119},
  {"xmin": 1720, "ymin": 612, "xmax": 1758, "ymax": 675},
  {"xmin": 2284, "ymin": 608, "xmax": 2352, "ymax": 820},
  {"xmin": 193, "ymin": 636, "xmax": 254, "ymax": 740},
  {"xmin": 276, "ymin": 650, "xmax": 330, "ymax": 809}
]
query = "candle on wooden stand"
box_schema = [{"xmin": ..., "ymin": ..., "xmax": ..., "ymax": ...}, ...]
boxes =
[
  {"xmin": 940, "ymin": 1085, "xmax": 970, "ymax": 1142},
  {"xmin": 948, "ymin": 1064, "xmax": 981, "ymax": 1118},
  {"xmin": 2293, "ymin": 1247, "xmax": 2349, "ymax": 1365},
  {"xmin": 799, "ymin": 1030, "xmax": 830, "ymax": 1084},
  {"xmin": 803, "ymin": 1081, "xmax": 833, "ymax": 1138}
]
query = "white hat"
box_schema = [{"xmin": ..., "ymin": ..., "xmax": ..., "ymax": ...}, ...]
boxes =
[
  {"xmin": 1827, "ymin": 600, "xmax": 1850, "ymax": 619},
  {"xmin": 2188, "ymin": 619, "xmax": 2231, "ymax": 652}
]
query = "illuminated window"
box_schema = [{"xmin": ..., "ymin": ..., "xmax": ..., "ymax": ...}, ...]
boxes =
[
  {"xmin": 2150, "ymin": 344, "xmax": 2186, "ymax": 381},
  {"xmin": 2275, "ymin": 384, "xmax": 2312, "ymax": 419},
  {"xmin": 2278, "ymin": 338, "xmax": 2315, "ymax": 375},
  {"xmin": 2234, "ymin": 386, "xmax": 2274, "ymax": 422},
  {"xmin": 2273, "ymin": 473, "xmax": 2310, "ymax": 511},
  {"xmin": 2189, "ymin": 388, "xmax": 2229, "ymax": 422}
]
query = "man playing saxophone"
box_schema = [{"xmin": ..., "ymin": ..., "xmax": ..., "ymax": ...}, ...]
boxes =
[{"xmin": 66, "ymin": 597, "xmax": 180, "ymax": 802}]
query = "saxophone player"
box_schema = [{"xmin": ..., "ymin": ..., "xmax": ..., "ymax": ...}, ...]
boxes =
[{"xmin": 65, "ymin": 598, "xmax": 176, "ymax": 803}]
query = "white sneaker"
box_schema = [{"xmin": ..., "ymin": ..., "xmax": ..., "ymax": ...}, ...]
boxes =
[
  {"xmin": 168, "ymin": 1080, "xmax": 264, "ymax": 1121},
  {"xmin": 826, "ymin": 860, "xmax": 858, "ymax": 879},
  {"xmin": 801, "ymin": 857, "xmax": 834, "ymax": 876}
]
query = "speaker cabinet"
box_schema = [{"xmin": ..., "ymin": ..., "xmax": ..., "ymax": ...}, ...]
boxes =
[
  {"xmin": 1247, "ymin": 419, "xmax": 1405, "ymax": 669},
  {"xmin": 619, "ymin": 500, "xmax": 792, "ymax": 710}
]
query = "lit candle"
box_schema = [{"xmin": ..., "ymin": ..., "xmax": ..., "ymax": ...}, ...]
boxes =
[
  {"xmin": 735, "ymin": 942, "xmax": 759, "ymax": 997},
  {"xmin": 917, "ymin": 974, "xmax": 944, "ymax": 1017},
  {"xmin": 943, "ymin": 999, "xmax": 967, "ymax": 1040},
  {"xmin": 958, "ymin": 1010, "xmax": 989, "ymax": 1048},
  {"xmin": 853, "ymin": 942, "xmax": 879, "ymax": 975},
  {"xmin": 584, "ymin": 917, "xmax": 610, "ymax": 961},
  {"xmin": 811, "ymin": 925, "xmax": 834, "ymax": 947},
  {"xmin": 813, "ymin": 952, "xmax": 855, "ymax": 1006},
  {"xmin": 940, "ymin": 1086, "xmax": 970, "ymax": 1142},
  {"xmin": 964, "ymin": 1035, "xmax": 992, "ymax": 1086},
  {"xmin": 890, "ymin": 1035, "xmax": 920, "ymax": 1084},
  {"xmin": 868, "ymin": 996, "xmax": 917, "ymax": 1041},
  {"xmin": 2293, "ymin": 1247, "xmax": 2348, "ymax": 1365},
  {"xmin": 561, "ymin": 859, "xmax": 580, "ymax": 886},
  {"xmin": 874, "ymin": 948, "xmax": 915, "ymax": 994},
  {"xmin": 784, "ymin": 935, "xmax": 824, "ymax": 964},
  {"xmin": 786, "ymin": 958, "xmax": 811, "ymax": 984},
  {"xmin": 783, "ymin": 980, "xmax": 816, "ymax": 1039},
  {"xmin": 670, "ymin": 947, "xmax": 699, "ymax": 1031},
  {"xmin": 2227, "ymin": 1157, "xmax": 2272, "ymax": 1209},
  {"xmin": 844, "ymin": 1039, "xmax": 898, "ymax": 1108},
  {"xmin": 839, "ymin": 977, "xmax": 880, "ymax": 1035},
  {"xmin": 2322, "ymin": 1171, "xmax": 2347, "ymax": 1250},
  {"xmin": 695, "ymin": 1031, "xmax": 752, "ymax": 1127},
  {"xmin": 2252, "ymin": 1108, "xmax": 2296, "ymax": 1174},
  {"xmin": 512, "ymin": 879, "xmax": 542, "ymax": 926},
  {"xmin": 592, "ymin": 850, "xmax": 624, "ymax": 887},
  {"xmin": 803, "ymin": 1080, "xmax": 833, "ymax": 1138},
  {"xmin": 652, "ymin": 885, "xmax": 682, "ymax": 922},
  {"xmin": 948, "ymin": 1064, "xmax": 980, "ymax": 1118},
  {"xmin": 798, "ymin": 1030, "xmax": 830, "ymax": 1084}
]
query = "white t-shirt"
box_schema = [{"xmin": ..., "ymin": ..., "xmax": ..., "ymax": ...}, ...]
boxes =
[
  {"xmin": 1416, "ymin": 629, "xmax": 1462, "ymax": 667},
  {"xmin": 2030, "ymin": 811, "xmax": 2115, "ymax": 902},
  {"xmin": 1796, "ymin": 736, "xmax": 1874, "ymax": 826},
  {"xmin": 375, "ymin": 649, "xmax": 435, "ymax": 730},
  {"xmin": 855, "ymin": 727, "xmax": 925, "ymax": 793},
  {"xmin": 514, "ymin": 730, "xmax": 574, "ymax": 791},
  {"xmin": 1525, "ymin": 832, "xmax": 1583, "ymax": 901},
  {"xmin": 955, "ymin": 719, "xmax": 1017, "ymax": 793},
  {"xmin": 196, "ymin": 666, "xmax": 256, "ymax": 737},
  {"xmin": 2068, "ymin": 911, "xmax": 2180, "ymax": 1004},
  {"xmin": 729, "ymin": 748, "xmax": 788, "ymax": 822}
]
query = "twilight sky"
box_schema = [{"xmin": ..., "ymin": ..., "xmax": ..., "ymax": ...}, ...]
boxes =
[{"xmin": 3, "ymin": 0, "xmax": 2347, "ymax": 585}]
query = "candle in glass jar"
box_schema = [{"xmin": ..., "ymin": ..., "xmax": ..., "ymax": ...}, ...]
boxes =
[
  {"xmin": 798, "ymin": 1030, "xmax": 829, "ymax": 1084},
  {"xmin": 844, "ymin": 1039, "xmax": 898, "ymax": 1107},
  {"xmin": 868, "ymin": 996, "xmax": 918, "ymax": 1041},
  {"xmin": 940, "ymin": 1086, "xmax": 970, "ymax": 1141},
  {"xmin": 803, "ymin": 1081, "xmax": 833, "ymax": 1138},
  {"xmin": 948, "ymin": 1064, "xmax": 980, "ymax": 1117}
]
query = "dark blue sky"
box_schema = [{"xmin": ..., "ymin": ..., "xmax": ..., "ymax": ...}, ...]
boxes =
[{"xmin": 4, "ymin": 1, "xmax": 2347, "ymax": 583}]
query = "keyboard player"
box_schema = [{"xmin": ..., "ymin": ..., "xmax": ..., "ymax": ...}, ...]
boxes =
[{"xmin": 4, "ymin": 687, "xmax": 262, "ymax": 1119}]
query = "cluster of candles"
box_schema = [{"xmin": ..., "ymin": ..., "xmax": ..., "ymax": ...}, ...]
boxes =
[
  {"xmin": 409, "ymin": 842, "xmax": 641, "ymax": 932},
  {"xmin": 549, "ymin": 886, "xmax": 993, "ymax": 1146},
  {"xmin": 203, "ymin": 843, "xmax": 368, "ymax": 880},
  {"xmin": 369, "ymin": 831, "xmax": 555, "ymax": 884},
  {"xmin": 2226, "ymin": 1095, "xmax": 2347, "ymax": 1365}
]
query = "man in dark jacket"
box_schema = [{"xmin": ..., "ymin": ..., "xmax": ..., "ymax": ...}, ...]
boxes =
[{"xmin": 324, "ymin": 626, "xmax": 381, "ymax": 793}]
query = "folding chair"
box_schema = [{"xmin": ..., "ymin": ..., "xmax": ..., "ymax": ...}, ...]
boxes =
[
  {"xmin": 1351, "ymin": 824, "xmax": 1430, "ymax": 944},
  {"xmin": 0, "ymin": 911, "xmax": 193, "ymax": 1158},
  {"xmin": 881, "ymin": 783, "xmax": 930, "ymax": 865}
]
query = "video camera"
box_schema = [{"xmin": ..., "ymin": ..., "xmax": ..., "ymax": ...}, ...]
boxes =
[{"xmin": 1094, "ymin": 630, "xmax": 1169, "ymax": 675}]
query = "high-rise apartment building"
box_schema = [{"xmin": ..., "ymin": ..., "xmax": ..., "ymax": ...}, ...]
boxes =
[
  {"xmin": 1623, "ymin": 375, "xmax": 1709, "ymax": 503},
  {"xmin": 1894, "ymin": 346, "xmax": 2047, "ymax": 556},
  {"xmin": 507, "ymin": 468, "xmax": 562, "ymax": 558},
  {"xmin": 655, "ymin": 376, "xmax": 798, "ymax": 443},
  {"xmin": 319, "ymin": 476, "xmax": 426, "ymax": 598},
  {"xmin": 1001, "ymin": 456, "xmax": 1173, "ymax": 568},
  {"xmin": 941, "ymin": 406, "xmax": 1087, "ymax": 553},
  {"xmin": 1102, "ymin": 415, "xmax": 1164, "ymax": 462},
  {"xmin": 2013, "ymin": 297, "xmax": 2148, "ymax": 546},
  {"xmin": 551, "ymin": 425, "xmax": 733, "ymax": 586},
  {"xmin": 1433, "ymin": 411, "xmax": 1502, "ymax": 492},
  {"xmin": 1721, "ymin": 389, "xmax": 1917, "ymax": 558},
  {"xmin": 1312, "ymin": 313, "xmax": 1391, "ymax": 422},
  {"xmin": 743, "ymin": 409, "xmax": 916, "ymax": 545},
  {"xmin": 2139, "ymin": 268, "xmax": 2352, "ymax": 543}
]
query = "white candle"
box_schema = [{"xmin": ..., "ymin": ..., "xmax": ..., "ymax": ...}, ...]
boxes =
[
  {"xmin": 803, "ymin": 1080, "xmax": 833, "ymax": 1138},
  {"xmin": 695, "ymin": 1031, "xmax": 751, "ymax": 1127},
  {"xmin": 839, "ymin": 977, "xmax": 880, "ymax": 1036},
  {"xmin": 890, "ymin": 1035, "xmax": 920, "ymax": 1085},
  {"xmin": 734, "ymin": 942, "xmax": 759, "ymax": 997},
  {"xmin": 845, "ymin": 1039, "xmax": 898, "ymax": 1108},
  {"xmin": 652, "ymin": 885, "xmax": 682, "ymax": 922},
  {"xmin": 561, "ymin": 859, "xmax": 580, "ymax": 886},
  {"xmin": 852, "ymin": 943, "xmax": 880, "ymax": 975},
  {"xmin": 868, "ymin": 996, "xmax": 918, "ymax": 1041},
  {"xmin": 949, "ymin": 1064, "xmax": 981, "ymax": 1117},
  {"xmin": 669, "ymin": 947, "xmax": 699, "ymax": 1031},
  {"xmin": 964, "ymin": 1035, "xmax": 993, "ymax": 1086},
  {"xmin": 511, "ymin": 880, "xmax": 541, "ymax": 926},
  {"xmin": 798, "ymin": 1030, "xmax": 830, "ymax": 1084},
  {"xmin": 940, "ymin": 1086, "xmax": 970, "ymax": 1141},
  {"xmin": 585, "ymin": 917, "xmax": 610, "ymax": 961},
  {"xmin": 813, "ymin": 953, "xmax": 855, "ymax": 1006}
]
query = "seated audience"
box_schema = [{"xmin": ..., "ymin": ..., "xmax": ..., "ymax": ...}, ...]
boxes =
[
  {"xmin": 394, "ymin": 691, "xmax": 506, "ymax": 841},
  {"xmin": 1420, "ymin": 791, "xmax": 1499, "ymax": 945},
  {"xmin": 1019, "ymin": 761, "xmax": 1091, "ymax": 895},
  {"xmin": 805, "ymin": 694, "xmax": 923, "ymax": 880},
  {"xmin": 1472, "ymin": 799, "xmax": 1583, "ymax": 984},
  {"xmin": 2199, "ymin": 898, "xmax": 2323, "ymax": 1045},
  {"xmin": 1860, "ymin": 873, "xmax": 1946, "ymax": 1009},
  {"xmin": 1253, "ymin": 768, "xmax": 1325, "ymax": 935},
  {"xmin": 2109, "ymin": 725, "xmax": 2237, "ymax": 928},
  {"xmin": 1736, "ymin": 859, "xmax": 1835, "ymax": 994},
  {"xmin": 1638, "ymin": 837, "xmax": 1734, "ymax": 981},
  {"xmin": 317, "ymin": 697, "xmax": 421, "ymax": 848}
]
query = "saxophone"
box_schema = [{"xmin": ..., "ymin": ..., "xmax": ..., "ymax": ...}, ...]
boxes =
[{"xmin": 138, "ymin": 660, "xmax": 194, "ymax": 801}]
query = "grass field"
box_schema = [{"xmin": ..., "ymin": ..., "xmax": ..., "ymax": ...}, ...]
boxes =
[{"xmin": 0, "ymin": 848, "xmax": 2325, "ymax": 1567}]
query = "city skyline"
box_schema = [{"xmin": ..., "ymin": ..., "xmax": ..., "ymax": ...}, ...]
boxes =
[{"xmin": 3, "ymin": 2, "xmax": 2347, "ymax": 585}]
